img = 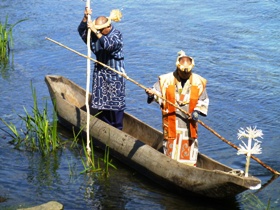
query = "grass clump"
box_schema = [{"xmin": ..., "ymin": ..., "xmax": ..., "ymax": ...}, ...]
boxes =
[
  {"xmin": 1, "ymin": 82, "xmax": 116, "ymax": 177},
  {"xmin": 80, "ymin": 139, "xmax": 117, "ymax": 177},
  {"xmin": 70, "ymin": 125, "xmax": 117, "ymax": 177},
  {"xmin": 0, "ymin": 15, "xmax": 27, "ymax": 66},
  {"xmin": 0, "ymin": 82, "xmax": 61, "ymax": 155}
]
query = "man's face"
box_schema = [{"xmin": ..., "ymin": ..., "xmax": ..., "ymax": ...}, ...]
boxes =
[
  {"xmin": 178, "ymin": 68, "xmax": 192, "ymax": 80},
  {"xmin": 99, "ymin": 25, "xmax": 111, "ymax": 35},
  {"xmin": 177, "ymin": 57, "xmax": 192, "ymax": 79}
]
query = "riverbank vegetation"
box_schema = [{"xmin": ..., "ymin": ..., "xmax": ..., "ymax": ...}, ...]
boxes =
[
  {"xmin": 0, "ymin": 82, "xmax": 60, "ymax": 154},
  {"xmin": 0, "ymin": 15, "xmax": 27, "ymax": 69},
  {"xmin": 0, "ymin": 83, "xmax": 116, "ymax": 176}
]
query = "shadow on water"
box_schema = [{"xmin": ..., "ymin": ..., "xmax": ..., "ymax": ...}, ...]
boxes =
[
  {"xmin": 257, "ymin": 175, "xmax": 279, "ymax": 193},
  {"xmin": 55, "ymin": 125, "xmax": 241, "ymax": 210},
  {"xmin": 82, "ymin": 161, "xmax": 241, "ymax": 210},
  {"xmin": 129, "ymin": 172, "xmax": 240, "ymax": 210}
]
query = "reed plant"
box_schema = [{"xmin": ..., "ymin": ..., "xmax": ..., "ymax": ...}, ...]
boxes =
[
  {"xmin": 0, "ymin": 82, "xmax": 61, "ymax": 155},
  {"xmin": 80, "ymin": 138, "xmax": 117, "ymax": 177},
  {"xmin": 80, "ymin": 139, "xmax": 102, "ymax": 174},
  {"xmin": 67, "ymin": 156, "xmax": 78, "ymax": 182},
  {"xmin": 100, "ymin": 145, "xmax": 116, "ymax": 177},
  {"xmin": 20, "ymin": 83, "xmax": 61, "ymax": 154},
  {"xmin": 70, "ymin": 125, "xmax": 86, "ymax": 149},
  {"xmin": 0, "ymin": 119, "xmax": 22, "ymax": 146},
  {"xmin": 0, "ymin": 15, "xmax": 27, "ymax": 66},
  {"xmin": 240, "ymin": 193, "xmax": 272, "ymax": 210},
  {"xmin": 68, "ymin": 112, "xmax": 116, "ymax": 177}
]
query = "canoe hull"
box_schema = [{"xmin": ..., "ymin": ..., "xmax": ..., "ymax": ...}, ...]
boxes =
[{"xmin": 45, "ymin": 75, "xmax": 261, "ymax": 198}]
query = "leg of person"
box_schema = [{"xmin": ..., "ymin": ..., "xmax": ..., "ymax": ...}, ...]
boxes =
[
  {"xmin": 97, "ymin": 110, "xmax": 111, "ymax": 125},
  {"xmin": 113, "ymin": 110, "xmax": 124, "ymax": 130},
  {"xmin": 97, "ymin": 110, "xmax": 124, "ymax": 130}
]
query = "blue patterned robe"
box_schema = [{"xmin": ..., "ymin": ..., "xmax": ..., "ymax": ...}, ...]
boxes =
[{"xmin": 78, "ymin": 22, "xmax": 126, "ymax": 111}]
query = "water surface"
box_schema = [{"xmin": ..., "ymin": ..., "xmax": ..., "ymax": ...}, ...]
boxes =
[{"xmin": 1, "ymin": 0, "xmax": 279, "ymax": 209}]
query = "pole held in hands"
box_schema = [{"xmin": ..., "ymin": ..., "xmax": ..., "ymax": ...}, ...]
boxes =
[
  {"xmin": 45, "ymin": 37, "xmax": 280, "ymax": 176},
  {"xmin": 85, "ymin": 1, "xmax": 91, "ymax": 155}
]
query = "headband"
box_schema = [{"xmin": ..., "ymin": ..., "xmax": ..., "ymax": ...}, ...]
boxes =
[
  {"xmin": 93, "ymin": 18, "xmax": 111, "ymax": 30},
  {"xmin": 93, "ymin": 9, "xmax": 122, "ymax": 30}
]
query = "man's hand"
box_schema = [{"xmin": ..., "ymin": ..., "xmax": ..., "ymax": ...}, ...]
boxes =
[
  {"xmin": 191, "ymin": 111, "xmax": 199, "ymax": 121},
  {"xmin": 82, "ymin": 7, "xmax": 92, "ymax": 22},
  {"xmin": 145, "ymin": 88, "xmax": 154, "ymax": 98},
  {"xmin": 87, "ymin": 20, "xmax": 97, "ymax": 33},
  {"xmin": 84, "ymin": 7, "xmax": 92, "ymax": 18}
]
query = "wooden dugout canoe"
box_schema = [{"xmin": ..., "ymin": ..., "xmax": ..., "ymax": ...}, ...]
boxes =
[{"xmin": 45, "ymin": 75, "xmax": 261, "ymax": 199}]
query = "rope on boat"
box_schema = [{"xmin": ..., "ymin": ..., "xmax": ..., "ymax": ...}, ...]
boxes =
[{"xmin": 226, "ymin": 169, "xmax": 245, "ymax": 177}]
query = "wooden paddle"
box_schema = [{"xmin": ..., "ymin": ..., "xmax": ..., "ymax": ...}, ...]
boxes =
[{"xmin": 45, "ymin": 37, "xmax": 280, "ymax": 175}]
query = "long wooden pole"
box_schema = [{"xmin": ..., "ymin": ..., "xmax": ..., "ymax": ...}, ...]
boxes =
[
  {"xmin": 45, "ymin": 37, "xmax": 280, "ymax": 175},
  {"xmin": 85, "ymin": 1, "xmax": 91, "ymax": 155}
]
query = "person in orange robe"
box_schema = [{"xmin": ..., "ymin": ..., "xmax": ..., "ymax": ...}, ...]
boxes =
[{"xmin": 146, "ymin": 50, "xmax": 209, "ymax": 166}]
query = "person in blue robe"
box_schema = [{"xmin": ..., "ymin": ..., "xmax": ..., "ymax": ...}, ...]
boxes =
[{"xmin": 78, "ymin": 7, "xmax": 126, "ymax": 130}]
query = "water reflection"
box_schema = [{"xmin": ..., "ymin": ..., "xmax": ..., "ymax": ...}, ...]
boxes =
[
  {"xmin": 26, "ymin": 151, "xmax": 63, "ymax": 195},
  {"xmin": 0, "ymin": 55, "xmax": 15, "ymax": 80},
  {"xmin": 79, "ymin": 165, "xmax": 241, "ymax": 210}
]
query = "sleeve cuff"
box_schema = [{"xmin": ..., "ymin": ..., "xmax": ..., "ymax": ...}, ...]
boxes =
[{"xmin": 99, "ymin": 35, "xmax": 105, "ymax": 45}]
